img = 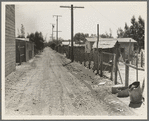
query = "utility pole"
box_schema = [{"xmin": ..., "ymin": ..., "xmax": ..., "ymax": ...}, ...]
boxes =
[
  {"xmin": 53, "ymin": 15, "xmax": 62, "ymax": 41},
  {"xmin": 97, "ymin": 24, "xmax": 100, "ymax": 75},
  {"xmin": 50, "ymin": 23, "xmax": 55, "ymax": 41},
  {"xmin": 60, "ymin": 4, "xmax": 84, "ymax": 62}
]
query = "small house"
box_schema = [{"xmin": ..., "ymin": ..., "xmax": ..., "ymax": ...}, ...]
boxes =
[
  {"xmin": 116, "ymin": 38, "xmax": 137, "ymax": 59},
  {"xmin": 16, "ymin": 38, "xmax": 34, "ymax": 64},
  {"xmin": 85, "ymin": 37, "xmax": 96, "ymax": 53},
  {"xmin": 92, "ymin": 38, "xmax": 119, "ymax": 63}
]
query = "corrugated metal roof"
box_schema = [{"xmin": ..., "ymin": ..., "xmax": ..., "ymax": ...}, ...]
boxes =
[
  {"xmin": 116, "ymin": 38, "xmax": 137, "ymax": 43},
  {"xmin": 16, "ymin": 38, "xmax": 29, "ymax": 41},
  {"xmin": 62, "ymin": 41, "xmax": 70, "ymax": 45},
  {"xmin": 92, "ymin": 38, "xmax": 117, "ymax": 49},
  {"xmin": 61, "ymin": 42, "xmax": 85, "ymax": 47},
  {"xmin": 85, "ymin": 37, "xmax": 97, "ymax": 42},
  {"xmin": 86, "ymin": 37, "xmax": 137, "ymax": 43},
  {"xmin": 69, "ymin": 43, "xmax": 85, "ymax": 47}
]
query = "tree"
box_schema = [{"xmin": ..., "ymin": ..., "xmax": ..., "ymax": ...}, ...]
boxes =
[
  {"xmin": 117, "ymin": 15, "xmax": 145, "ymax": 49},
  {"xmin": 17, "ymin": 24, "xmax": 25, "ymax": 38},
  {"xmin": 21, "ymin": 24, "xmax": 25, "ymax": 38},
  {"xmin": 73, "ymin": 33, "xmax": 87, "ymax": 44},
  {"xmin": 100, "ymin": 29, "xmax": 113, "ymax": 38},
  {"xmin": 123, "ymin": 23, "xmax": 130, "ymax": 37},
  {"xmin": 84, "ymin": 33, "xmax": 89, "ymax": 38},
  {"xmin": 27, "ymin": 32, "xmax": 45, "ymax": 54},
  {"xmin": 117, "ymin": 27, "xmax": 124, "ymax": 38}
]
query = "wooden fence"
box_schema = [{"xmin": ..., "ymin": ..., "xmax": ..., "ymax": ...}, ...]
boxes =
[{"xmin": 55, "ymin": 45, "xmax": 145, "ymax": 87}]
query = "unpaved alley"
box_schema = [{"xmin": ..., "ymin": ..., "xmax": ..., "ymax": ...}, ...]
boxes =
[{"xmin": 5, "ymin": 47, "xmax": 136, "ymax": 116}]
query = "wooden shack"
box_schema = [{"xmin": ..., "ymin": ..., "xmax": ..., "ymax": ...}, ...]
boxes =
[
  {"xmin": 85, "ymin": 37, "xmax": 96, "ymax": 53},
  {"xmin": 16, "ymin": 38, "xmax": 34, "ymax": 64}
]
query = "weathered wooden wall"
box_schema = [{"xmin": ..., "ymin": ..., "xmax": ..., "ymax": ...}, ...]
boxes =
[{"xmin": 5, "ymin": 5, "xmax": 15, "ymax": 76}]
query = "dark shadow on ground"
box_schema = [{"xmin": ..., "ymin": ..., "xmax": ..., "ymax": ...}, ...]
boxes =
[{"xmin": 35, "ymin": 55, "xmax": 41, "ymax": 58}]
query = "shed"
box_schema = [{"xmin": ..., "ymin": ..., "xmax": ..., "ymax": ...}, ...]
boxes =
[
  {"xmin": 92, "ymin": 38, "xmax": 118, "ymax": 51},
  {"xmin": 116, "ymin": 38, "xmax": 137, "ymax": 59},
  {"xmin": 92, "ymin": 38, "xmax": 119, "ymax": 63},
  {"xmin": 16, "ymin": 38, "xmax": 34, "ymax": 63},
  {"xmin": 85, "ymin": 37, "xmax": 96, "ymax": 53}
]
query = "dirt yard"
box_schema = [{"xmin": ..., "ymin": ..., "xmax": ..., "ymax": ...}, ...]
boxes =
[{"xmin": 5, "ymin": 47, "xmax": 146, "ymax": 118}]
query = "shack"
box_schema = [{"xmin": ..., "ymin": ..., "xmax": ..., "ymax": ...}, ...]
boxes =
[
  {"xmin": 92, "ymin": 38, "xmax": 119, "ymax": 63},
  {"xmin": 116, "ymin": 38, "xmax": 137, "ymax": 59},
  {"xmin": 16, "ymin": 38, "xmax": 34, "ymax": 64},
  {"xmin": 85, "ymin": 37, "xmax": 96, "ymax": 53}
]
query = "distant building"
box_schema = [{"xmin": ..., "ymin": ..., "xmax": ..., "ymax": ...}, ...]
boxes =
[
  {"xmin": 116, "ymin": 38, "xmax": 137, "ymax": 59},
  {"xmin": 92, "ymin": 38, "xmax": 118, "ymax": 54},
  {"xmin": 16, "ymin": 38, "xmax": 34, "ymax": 63},
  {"xmin": 85, "ymin": 37, "xmax": 96, "ymax": 53},
  {"xmin": 88, "ymin": 37, "xmax": 137, "ymax": 59},
  {"xmin": 5, "ymin": 5, "xmax": 15, "ymax": 76}
]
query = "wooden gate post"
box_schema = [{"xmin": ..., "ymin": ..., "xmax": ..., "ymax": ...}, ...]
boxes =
[
  {"xmin": 141, "ymin": 51, "xmax": 143, "ymax": 67},
  {"xmin": 114, "ymin": 45, "xmax": 118, "ymax": 84},
  {"xmin": 96, "ymin": 50, "xmax": 99, "ymax": 75},
  {"xmin": 125, "ymin": 59, "xmax": 129, "ymax": 87},
  {"xmin": 111, "ymin": 54, "xmax": 114, "ymax": 81},
  {"xmin": 89, "ymin": 52, "xmax": 91, "ymax": 69},
  {"xmin": 100, "ymin": 50, "xmax": 103, "ymax": 77},
  {"xmin": 84, "ymin": 52, "xmax": 86, "ymax": 67}
]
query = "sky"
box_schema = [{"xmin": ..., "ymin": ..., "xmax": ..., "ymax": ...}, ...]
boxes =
[{"xmin": 14, "ymin": 2, "xmax": 147, "ymax": 42}]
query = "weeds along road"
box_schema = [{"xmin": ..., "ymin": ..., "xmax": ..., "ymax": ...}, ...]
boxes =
[{"xmin": 5, "ymin": 47, "xmax": 135, "ymax": 116}]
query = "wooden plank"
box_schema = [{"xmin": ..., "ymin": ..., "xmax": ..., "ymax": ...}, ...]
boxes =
[
  {"xmin": 100, "ymin": 51, "xmax": 103, "ymax": 77},
  {"xmin": 103, "ymin": 62, "xmax": 112, "ymax": 66},
  {"xmin": 117, "ymin": 65, "xmax": 123, "ymax": 84},
  {"xmin": 114, "ymin": 45, "xmax": 118, "ymax": 84},
  {"xmin": 128, "ymin": 39, "xmax": 131, "ymax": 61},
  {"xmin": 125, "ymin": 59, "xmax": 129, "ymax": 87},
  {"xmin": 111, "ymin": 54, "xmax": 114, "ymax": 81},
  {"xmin": 102, "ymin": 52, "xmax": 115, "ymax": 56},
  {"xmin": 136, "ymin": 48, "xmax": 139, "ymax": 81},
  {"xmin": 121, "ymin": 61, "xmax": 144, "ymax": 71}
]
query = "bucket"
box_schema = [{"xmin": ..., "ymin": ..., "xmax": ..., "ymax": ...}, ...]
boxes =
[{"xmin": 128, "ymin": 81, "xmax": 143, "ymax": 104}]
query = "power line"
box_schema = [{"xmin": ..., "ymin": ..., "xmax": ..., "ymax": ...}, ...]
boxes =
[
  {"xmin": 60, "ymin": 4, "xmax": 84, "ymax": 62},
  {"xmin": 53, "ymin": 15, "xmax": 62, "ymax": 41},
  {"xmin": 90, "ymin": 5, "xmax": 118, "ymax": 28}
]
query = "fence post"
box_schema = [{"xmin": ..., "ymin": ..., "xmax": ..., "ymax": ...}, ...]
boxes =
[
  {"xmin": 136, "ymin": 48, "xmax": 139, "ymax": 82},
  {"xmin": 114, "ymin": 45, "xmax": 118, "ymax": 84},
  {"xmin": 84, "ymin": 52, "xmax": 86, "ymax": 66},
  {"xmin": 100, "ymin": 50, "xmax": 103, "ymax": 77},
  {"xmin": 141, "ymin": 51, "xmax": 143, "ymax": 67},
  {"xmin": 125, "ymin": 59, "xmax": 129, "ymax": 87},
  {"xmin": 89, "ymin": 51, "xmax": 91, "ymax": 69},
  {"xmin": 111, "ymin": 54, "xmax": 114, "ymax": 81}
]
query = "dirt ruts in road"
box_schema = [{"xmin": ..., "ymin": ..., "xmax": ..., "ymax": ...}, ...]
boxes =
[{"xmin": 5, "ymin": 47, "xmax": 135, "ymax": 116}]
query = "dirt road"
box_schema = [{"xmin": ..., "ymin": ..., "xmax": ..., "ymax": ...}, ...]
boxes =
[{"xmin": 5, "ymin": 47, "xmax": 136, "ymax": 116}]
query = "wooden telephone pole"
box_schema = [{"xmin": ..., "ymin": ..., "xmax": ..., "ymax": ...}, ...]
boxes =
[
  {"xmin": 53, "ymin": 15, "xmax": 62, "ymax": 41},
  {"xmin": 50, "ymin": 23, "xmax": 55, "ymax": 41},
  {"xmin": 60, "ymin": 4, "xmax": 84, "ymax": 62}
]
